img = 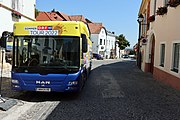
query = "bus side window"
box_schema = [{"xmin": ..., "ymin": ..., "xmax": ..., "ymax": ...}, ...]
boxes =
[{"xmin": 81, "ymin": 34, "xmax": 87, "ymax": 53}]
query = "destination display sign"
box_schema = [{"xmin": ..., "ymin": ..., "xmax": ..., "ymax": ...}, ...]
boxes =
[{"xmin": 29, "ymin": 30, "xmax": 58, "ymax": 36}]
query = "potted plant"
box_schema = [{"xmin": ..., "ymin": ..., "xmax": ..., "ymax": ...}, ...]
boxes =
[
  {"xmin": 168, "ymin": 0, "xmax": 180, "ymax": 7},
  {"xmin": 148, "ymin": 15, "xmax": 155, "ymax": 22},
  {"xmin": 156, "ymin": 6, "xmax": 168, "ymax": 15}
]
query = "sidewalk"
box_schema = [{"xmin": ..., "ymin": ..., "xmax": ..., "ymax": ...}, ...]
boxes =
[
  {"xmin": 0, "ymin": 99, "xmax": 59, "ymax": 120},
  {"xmin": 0, "ymin": 63, "xmax": 11, "ymax": 78}
]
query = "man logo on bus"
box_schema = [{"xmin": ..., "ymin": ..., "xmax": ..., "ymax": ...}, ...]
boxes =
[{"xmin": 36, "ymin": 81, "xmax": 50, "ymax": 85}]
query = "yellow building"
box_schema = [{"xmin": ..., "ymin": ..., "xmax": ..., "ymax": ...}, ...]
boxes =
[{"xmin": 138, "ymin": 0, "xmax": 180, "ymax": 89}]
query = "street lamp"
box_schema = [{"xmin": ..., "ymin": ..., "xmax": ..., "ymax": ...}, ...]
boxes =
[
  {"xmin": 138, "ymin": 14, "xmax": 144, "ymax": 23},
  {"xmin": 137, "ymin": 14, "xmax": 144, "ymax": 69}
]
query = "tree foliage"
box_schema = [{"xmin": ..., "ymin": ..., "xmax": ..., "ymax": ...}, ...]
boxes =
[{"xmin": 116, "ymin": 34, "xmax": 130, "ymax": 50}]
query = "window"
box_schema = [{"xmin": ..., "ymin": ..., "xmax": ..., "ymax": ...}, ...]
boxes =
[
  {"xmin": 44, "ymin": 38, "xmax": 49, "ymax": 47},
  {"xmin": 164, "ymin": 0, "xmax": 168, "ymax": 6},
  {"xmin": 12, "ymin": 0, "xmax": 15, "ymax": 9},
  {"xmin": 12, "ymin": 0, "xmax": 19, "ymax": 11},
  {"xmin": 160, "ymin": 44, "xmax": 165, "ymax": 67},
  {"xmin": 152, "ymin": 0, "xmax": 157, "ymax": 15},
  {"xmin": 100, "ymin": 39, "xmax": 102, "ymax": 45},
  {"xmin": 14, "ymin": 36, "xmax": 80, "ymax": 71},
  {"xmin": 143, "ymin": 14, "xmax": 147, "ymax": 35},
  {"xmin": 104, "ymin": 39, "xmax": 105, "ymax": 45},
  {"xmin": 172, "ymin": 43, "xmax": 180, "ymax": 73}
]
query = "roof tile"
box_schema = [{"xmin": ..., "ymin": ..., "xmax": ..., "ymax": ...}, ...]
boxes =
[{"xmin": 88, "ymin": 23, "xmax": 103, "ymax": 34}]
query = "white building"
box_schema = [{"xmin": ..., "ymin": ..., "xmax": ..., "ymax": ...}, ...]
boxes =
[
  {"xmin": 115, "ymin": 40, "xmax": 120, "ymax": 58},
  {"xmin": 0, "ymin": 0, "xmax": 36, "ymax": 63},
  {"xmin": 106, "ymin": 31, "xmax": 116, "ymax": 59},
  {"xmin": 88, "ymin": 23, "xmax": 107, "ymax": 58},
  {"xmin": 0, "ymin": 0, "xmax": 36, "ymax": 35}
]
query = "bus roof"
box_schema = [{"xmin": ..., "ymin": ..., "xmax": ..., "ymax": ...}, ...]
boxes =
[{"xmin": 14, "ymin": 21, "xmax": 90, "ymax": 37}]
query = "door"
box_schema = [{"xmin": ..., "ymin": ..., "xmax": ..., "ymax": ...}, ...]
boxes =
[{"xmin": 150, "ymin": 35, "xmax": 155, "ymax": 73}]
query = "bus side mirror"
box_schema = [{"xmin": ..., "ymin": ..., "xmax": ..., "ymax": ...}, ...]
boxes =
[
  {"xmin": 82, "ymin": 34, "xmax": 88, "ymax": 53},
  {"xmin": 0, "ymin": 31, "xmax": 13, "ymax": 49},
  {"xmin": 0, "ymin": 31, "xmax": 8, "ymax": 48}
]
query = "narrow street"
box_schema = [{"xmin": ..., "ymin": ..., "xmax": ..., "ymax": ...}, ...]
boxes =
[{"xmin": 0, "ymin": 59, "xmax": 180, "ymax": 120}]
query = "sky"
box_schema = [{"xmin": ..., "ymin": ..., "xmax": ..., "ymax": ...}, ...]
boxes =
[{"xmin": 36, "ymin": 0, "xmax": 142, "ymax": 48}]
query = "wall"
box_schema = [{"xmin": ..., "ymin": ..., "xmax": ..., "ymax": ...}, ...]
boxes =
[
  {"xmin": 148, "ymin": 1, "xmax": 180, "ymax": 89},
  {"xmin": 139, "ymin": 0, "xmax": 180, "ymax": 89},
  {"xmin": 0, "ymin": 0, "xmax": 35, "ymax": 34},
  {"xmin": 21, "ymin": 0, "xmax": 36, "ymax": 21},
  {"xmin": 106, "ymin": 32, "xmax": 116, "ymax": 59},
  {"xmin": 0, "ymin": 6, "xmax": 14, "ymax": 34},
  {"xmin": 97, "ymin": 28, "xmax": 106, "ymax": 57},
  {"xmin": 153, "ymin": 6, "xmax": 180, "ymax": 79},
  {"xmin": 91, "ymin": 34, "xmax": 99, "ymax": 53}
]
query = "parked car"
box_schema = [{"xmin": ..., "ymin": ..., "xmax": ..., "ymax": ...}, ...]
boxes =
[
  {"xmin": 121, "ymin": 54, "xmax": 129, "ymax": 58},
  {"xmin": 93, "ymin": 53, "xmax": 103, "ymax": 60}
]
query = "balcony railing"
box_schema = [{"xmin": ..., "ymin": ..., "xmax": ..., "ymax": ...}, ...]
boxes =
[{"xmin": 168, "ymin": 0, "xmax": 180, "ymax": 7}]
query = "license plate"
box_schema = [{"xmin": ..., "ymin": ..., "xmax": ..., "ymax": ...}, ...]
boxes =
[{"xmin": 36, "ymin": 88, "xmax": 51, "ymax": 92}]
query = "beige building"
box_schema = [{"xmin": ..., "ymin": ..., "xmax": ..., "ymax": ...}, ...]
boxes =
[{"xmin": 138, "ymin": 0, "xmax": 180, "ymax": 89}]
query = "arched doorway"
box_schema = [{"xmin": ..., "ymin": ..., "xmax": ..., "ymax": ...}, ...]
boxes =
[{"xmin": 149, "ymin": 34, "xmax": 155, "ymax": 73}]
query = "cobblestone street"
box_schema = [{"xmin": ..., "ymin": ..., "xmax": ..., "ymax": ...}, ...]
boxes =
[{"xmin": 46, "ymin": 59, "xmax": 180, "ymax": 120}]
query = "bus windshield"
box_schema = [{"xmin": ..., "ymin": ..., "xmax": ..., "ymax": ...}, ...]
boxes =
[{"xmin": 13, "ymin": 36, "xmax": 80, "ymax": 73}]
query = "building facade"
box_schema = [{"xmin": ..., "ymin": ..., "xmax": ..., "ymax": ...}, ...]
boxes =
[
  {"xmin": 106, "ymin": 31, "xmax": 116, "ymax": 59},
  {"xmin": 88, "ymin": 23, "xmax": 107, "ymax": 57},
  {"xmin": 138, "ymin": 0, "xmax": 180, "ymax": 89},
  {"xmin": 0, "ymin": 0, "xmax": 36, "ymax": 35}
]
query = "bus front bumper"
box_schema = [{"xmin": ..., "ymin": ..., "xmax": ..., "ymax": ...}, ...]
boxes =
[{"xmin": 11, "ymin": 72, "xmax": 82, "ymax": 92}]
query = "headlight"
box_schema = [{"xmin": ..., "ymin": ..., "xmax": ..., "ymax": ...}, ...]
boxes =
[
  {"xmin": 12, "ymin": 79, "xmax": 19, "ymax": 84},
  {"xmin": 12, "ymin": 85, "xmax": 20, "ymax": 88},
  {"xmin": 68, "ymin": 81, "xmax": 78, "ymax": 85}
]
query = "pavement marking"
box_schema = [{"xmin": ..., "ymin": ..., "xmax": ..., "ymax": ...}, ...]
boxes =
[
  {"xmin": 18, "ymin": 101, "xmax": 60, "ymax": 120},
  {"xmin": 100, "ymin": 69, "xmax": 125, "ymax": 98}
]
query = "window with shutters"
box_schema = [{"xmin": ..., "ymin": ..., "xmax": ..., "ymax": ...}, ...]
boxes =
[{"xmin": 164, "ymin": 0, "xmax": 168, "ymax": 6}]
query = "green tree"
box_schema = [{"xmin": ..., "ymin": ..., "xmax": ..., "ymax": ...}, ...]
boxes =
[{"xmin": 116, "ymin": 34, "xmax": 130, "ymax": 50}]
